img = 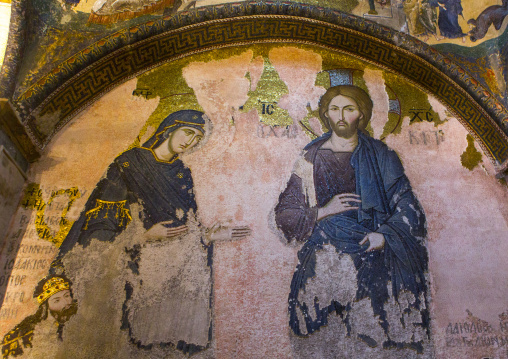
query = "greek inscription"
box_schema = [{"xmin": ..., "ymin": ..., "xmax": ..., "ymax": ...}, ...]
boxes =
[
  {"xmin": 409, "ymin": 130, "xmax": 444, "ymax": 145},
  {"xmin": 445, "ymin": 320, "xmax": 508, "ymax": 348},
  {"xmin": 132, "ymin": 88, "xmax": 152, "ymax": 99},
  {"xmin": 19, "ymin": 214, "xmax": 29, "ymax": 226},
  {"xmin": 8, "ymin": 229, "xmax": 23, "ymax": 239},
  {"xmin": 257, "ymin": 124, "xmax": 298, "ymax": 139},
  {"xmin": 6, "ymin": 243, "xmax": 57, "ymax": 255},
  {"xmin": 409, "ymin": 108, "xmax": 434, "ymax": 123},
  {"xmin": 0, "ymin": 307, "xmax": 18, "ymax": 320},
  {"xmin": 446, "ymin": 335, "xmax": 508, "ymax": 348},
  {"xmin": 21, "ymin": 184, "xmax": 81, "ymax": 247},
  {"xmin": 0, "ymin": 275, "xmax": 26, "ymax": 287},
  {"xmin": 1, "ymin": 291, "xmax": 25, "ymax": 303},
  {"xmin": 3, "ymin": 258, "xmax": 50, "ymax": 271},
  {"xmin": 259, "ymin": 100, "xmax": 277, "ymax": 115},
  {"xmin": 3, "ymin": 259, "xmax": 14, "ymax": 271},
  {"xmin": 11, "ymin": 227, "xmax": 43, "ymax": 239},
  {"xmin": 15, "ymin": 258, "xmax": 49, "ymax": 271},
  {"xmin": 446, "ymin": 321, "xmax": 494, "ymax": 335}
]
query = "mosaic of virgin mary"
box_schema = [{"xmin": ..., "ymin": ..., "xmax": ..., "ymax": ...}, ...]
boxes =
[{"xmin": 55, "ymin": 109, "xmax": 250, "ymax": 355}]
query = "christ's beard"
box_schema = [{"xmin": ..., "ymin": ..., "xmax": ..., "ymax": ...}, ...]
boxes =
[
  {"xmin": 50, "ymin": 301, "xmax": 78, "ymax": 324},
  {"xmin": 331, "ymin": 120, "xmax": 359, "ymax": 139}
]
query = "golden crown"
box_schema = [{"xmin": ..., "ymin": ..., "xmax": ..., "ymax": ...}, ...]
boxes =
[{"xmin": 37, "ymin": 277, "xmax": 70, "ymax": 304}]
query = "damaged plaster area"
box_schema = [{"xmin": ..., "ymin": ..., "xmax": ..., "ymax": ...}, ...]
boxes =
[
  {"xmin": 291, "ymin": 244, "xmax": 432, "ymax": 359},
  {"xmin": 126, "ymin": 214, "xmax": 211, "ymax": 348},
  {"xmin": 53, "ymin": 204, "xmax": 213, "ymax": 359}
]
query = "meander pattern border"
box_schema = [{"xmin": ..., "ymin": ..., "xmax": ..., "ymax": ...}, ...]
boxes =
[{"xmin": 8, "ymin": 1, "xmax": 508, "ymax": 165}]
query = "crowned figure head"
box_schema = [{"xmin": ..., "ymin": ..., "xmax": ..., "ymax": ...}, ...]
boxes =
[{"xmin": 35, "ymin": 276, "xmax": 70, "ymax": 305}]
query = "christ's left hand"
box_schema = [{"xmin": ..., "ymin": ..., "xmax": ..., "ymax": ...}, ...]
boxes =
[{"xmin": 360, "ymin": 232, "xmax": 385, "ymax": 252}]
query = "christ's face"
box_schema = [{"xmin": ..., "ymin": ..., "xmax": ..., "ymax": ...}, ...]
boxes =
[
  {"xmin": 47, "ymin": 289, "xmax": 72, "ymax": 313},
  {"xmin": 326, "ymin": 95, "xmax": 362, "ymax": 138},
  {"xmin": 169, "ymin": 126, "xmax": 204, "ymax": 154}
]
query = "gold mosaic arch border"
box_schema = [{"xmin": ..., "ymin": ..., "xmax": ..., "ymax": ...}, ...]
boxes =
[{"xmin": 11, "ymin": 3, "xmax": 508, "ymax": 170}]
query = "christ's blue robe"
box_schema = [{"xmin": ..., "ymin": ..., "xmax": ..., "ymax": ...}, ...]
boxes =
[{"xmin": 275, "ymin": 131, "xmax": 429, "ymax": 350}]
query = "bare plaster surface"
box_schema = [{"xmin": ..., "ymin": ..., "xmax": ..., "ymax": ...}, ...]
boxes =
[
  {"xmin": 386, "ymin": 110, "xmax": 508, "ymax": 323},
  {"xmin": 269, "ymin": 47, "xmax": 326, "ymax": 123},
  {"xmin": 182, "ymin": 50, "xmax": 310, "ymax": 358},
  {"xmin": 28, "ymin": 79, "xmax": 159, "ymax": 191},
  {"xmin": 385, "ymin": 100, "xmax": 508, "ymax": 358}
]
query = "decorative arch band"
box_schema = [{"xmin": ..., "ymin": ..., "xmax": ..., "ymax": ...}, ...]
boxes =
[{"xmin": 12, "ymin": 1, "xmax": 508, "ymax": 169}]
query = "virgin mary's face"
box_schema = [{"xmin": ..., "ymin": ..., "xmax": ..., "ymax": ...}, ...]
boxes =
[
  {"xmin": 326, "ymin": 95, "xmax": 362, "ymax": 139},
  {"xmin": 169, "ymin": 126, "xmax": 204, "ymax": 154}
]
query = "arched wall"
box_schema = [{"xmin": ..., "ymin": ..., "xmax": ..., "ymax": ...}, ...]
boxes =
[{"xmin": 5, "ymin": 2, "xmax": 508, "ymax": 170}]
